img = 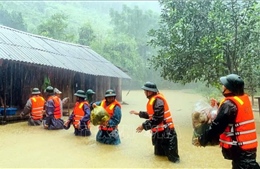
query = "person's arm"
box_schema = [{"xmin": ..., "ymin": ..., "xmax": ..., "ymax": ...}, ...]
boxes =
[
  {"xmin": 107, "ymin": 106, "xmax": 121, "ymax": 127},
  {"xmin": 64, "ymin": 111, "xmax": 74, "ymax": 129},
  {"xmin": 68, "ymin": 113, "xmax": 74, "ymax": 121},
  {"xmin": 130, "ymin": 110, "xmax": 149, "ymax": 119},
  {"xmin": 199, "ymin": 100, "xmax": 237, "ymax": 146},
  {"xmin": 45, "ymin": 99, "xmax": 55, "ymax": 116},
  {"xmin": 142, "ymin": 98, "xmax": 164, "ymax": 131},
  {"xmin": 80, "ymin": 104, "xmax": 91, "ymax": 123},
  {"xmin": 20, "ymin": 99, "xmax": 32, "ymax": 117},
  {"xmin": 91, "ymin": 101, "xmax": 101, "ymax": 108},
  {"xmin": 45, "ymin": 100, "xmax": 55, "ymax": 126},
  {"xmin": 139, "ymin": 111, "xmax": 149, "ymax": 119}
]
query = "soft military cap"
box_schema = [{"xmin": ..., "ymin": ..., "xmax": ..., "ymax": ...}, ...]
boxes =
[
  {"xmin": 141, "ymin": 81, "xmax": 159, "ymax": 92},
  {"xmin": 45, "ymin": 86, "xmax": 54, "ymax": 94},
  {"xmin": 220, "ymin": 74, "xmax": 244, "ymax": 94},
  {"xmin": 32, "ymin": 88, "xmax": 41, "ymax": 95},
  {"xmin": 86, "ymin": 89, "xmax": 95, "ymax": 95},
  {"xmin": 105, "ymin": 89, "xmax": 116, "ymax": 97},
  {"xmin": 74, "ymin": 90, "xmax": 86, "ymax": 98}
]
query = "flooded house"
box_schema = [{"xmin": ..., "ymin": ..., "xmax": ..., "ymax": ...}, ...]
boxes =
[{"xmin": 0, "ymin": 25, "xmax": 131, "ymax": 123}]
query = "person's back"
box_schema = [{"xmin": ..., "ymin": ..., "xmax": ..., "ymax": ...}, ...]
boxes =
[
  {"xmin": 20, "ymin": 88, "xmax": 45, "ymax": 126},
  {"xmin": 52, "ymin": 95, "xmax": 62, "ymax": 119},
  {"xmin": 30, "ymin": 95, "xmax": 45, "ymax": 120},
  {"xmin": 43, "ymin": 86, "xmax": 64, "ymax": 130},
  {"xmin": 54, "ymin": 87, "xmax": 69, "ymax": 117}
]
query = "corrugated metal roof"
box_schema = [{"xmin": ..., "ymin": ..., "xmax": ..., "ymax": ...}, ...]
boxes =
[{"xmin": 0, "ymin": 25, "xmax": 131, "ymax": 79}]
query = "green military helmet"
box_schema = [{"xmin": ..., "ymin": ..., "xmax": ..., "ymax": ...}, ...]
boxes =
[
  {"xmin": 45, "ymin": 86, "xmax": 54, "ymax": 94},
  {"xmin": 86, "ymin": 89, "xmax": 95, "ymax": 95},
  {"xmin": 32, "ymin": 88, "xmax": 41, "ymax": 95},
  {"xmin": 141, "ymin": 81, "xmax": 159, "ymax": 93},
  {"xmin": 220, "ymin": 74, "xmax": 244, "ymax": 94},
  {"xmin": 74, "ymin": 90, "xmax": 86, "ymax": 98},
  {"xmin": 105, "ymin": 89, "xmax": 116, "ymax": 97}
]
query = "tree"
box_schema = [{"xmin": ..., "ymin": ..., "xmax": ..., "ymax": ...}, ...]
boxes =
[
  {"xmin": 109, "ymin": 4, "xmax": 174, "ymax": 87},
  {"xmin": 37, "ymin": 13, "xmax": 75, "ymax": 42},
  {"xmin": 110, "ymin": 5, "xmax": 159, "ymax": 59},
  {"xmin": 91, "ymin": 32, "xmax": 146, "ymax": 84},
  {"xmin": 148, "ymin": 0, "xmax": 260, "ymax": 91},
  {"xmin": 78, "ymin": 22, "xmax": 96, "ymax": 46},
  {"xmin": 0, "ymin": 5, "xmax": 27, "ymax": 31}
]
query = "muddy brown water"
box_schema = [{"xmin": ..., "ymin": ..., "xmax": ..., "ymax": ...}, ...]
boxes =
[{"xmin": 1, "ymin": 90, "xmax": 260, "ymax": 168}]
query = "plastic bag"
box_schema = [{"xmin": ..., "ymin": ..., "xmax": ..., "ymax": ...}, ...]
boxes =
[
  {"xmin": 191, "ymin": 101, "xmax": 218, "ymax": 145},
  {"xmin": 62, "ymin": 97, "xmax": 69, "ymax": 105},
  {"xmin": 90, "ymin": 106, "xmax": 110, "ymax": 126}
]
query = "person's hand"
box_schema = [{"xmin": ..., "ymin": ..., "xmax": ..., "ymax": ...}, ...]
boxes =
[
  {"xmin": 20, "ymin": 112, "xmax": 24, "ymax": 118},
  {"xmin": 44, "ymin": 124, "xmax": 48, "ymax": 129},
  {"xmin": 192, "ymin": 137, "xmax": 201, "ymax": 147},
  {"xmin": 42, "ymin": 110, "xmax": 46, "ymax": 115},
  {"xmin": 210, "ymin": 98, "xmax": 218, "ymax": 107},
  {"xmin": 74, "ymin": 123, "xmax": 80, "ymax": 129},
  {"xmin": 92, "ymin": 103, "xmax": 97, "ymax": 108},
  {"xmin": 129, "ymin": 110, "xmax": 139, "ymax": 115},
  {"xmin": 100, "ymin": 120, "xmax": 108, "ymax": 126},
  {"xmin": 64, "ymin": 120, "xmax": 70, "ymax": 127},
  {"xmin": 136, "ymin": 125, "xmax": 143, "ymax": 133}
]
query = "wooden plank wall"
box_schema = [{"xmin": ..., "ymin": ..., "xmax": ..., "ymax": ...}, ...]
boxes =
[{"xmin": 0, "ymin": 60, "xmax": 123, "ymax": 112}]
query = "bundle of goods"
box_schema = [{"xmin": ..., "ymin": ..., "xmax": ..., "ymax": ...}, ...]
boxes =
[
  {"xmin": 90, "ymin": 106, "xmax": 110, "ymax": 126},
  {"xmin": 191, "ymin": 101, "xmax": 218, "ymax": 145}
]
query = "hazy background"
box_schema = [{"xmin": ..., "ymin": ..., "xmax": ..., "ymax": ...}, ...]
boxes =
[{"xmin": 1, "ymin": 1, "xmax": 259, "ymax": 100}]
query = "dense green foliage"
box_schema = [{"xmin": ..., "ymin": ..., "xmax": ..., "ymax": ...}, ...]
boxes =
[
  {"xmin": 149, "ymin": 0, "xmax": 260, "ymax": 94},
  {"xmin": 0, "ymin": 1, "xmax": 170, "ymax": 88},
  {"xmin": 0, "ymin": 4, "xmax": 27, "ymax": 31},
  {"xmin": 78, "ymin": 23, "xmax": 96, "ymax": 46},
  {"xmin": 1, "ymin": 1, "xmax": 259, "ymax": 93},
  {"xmin": 37, "ymin": 13, "xmax": 75, "ymax": 42}
]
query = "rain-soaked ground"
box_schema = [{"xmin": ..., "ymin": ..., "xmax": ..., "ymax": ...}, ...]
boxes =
[{"xmin": 1, "ymin": 90, "xmax": 260, "ymax": 169}]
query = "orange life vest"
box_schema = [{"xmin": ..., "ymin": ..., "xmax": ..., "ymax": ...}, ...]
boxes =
[
  {"xmin": 47, "ymin": 95, "xmax": 61, "ymax": 119},
  {"xmin": 147, "ymin": 93, "xmax": 174, "ymax": 132},
  {"xmin": 219, "ymin": 94, "xmax": 258, "ymax": 150},
  {"xmin": 30, "ymin": 95, "xmax": 45, "ymax": 120},
  {"xmin": 99, "ymin": 99, "xmax": 121, "ymax": 131},
  {"xmin": 73, "ymin": 101, "xmax": 90, "ymax": 128}
]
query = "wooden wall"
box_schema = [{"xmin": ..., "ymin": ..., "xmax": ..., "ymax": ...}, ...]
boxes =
[{"xmin": 0, "ymin": 60, "xmax": 123, "ymax": 111}]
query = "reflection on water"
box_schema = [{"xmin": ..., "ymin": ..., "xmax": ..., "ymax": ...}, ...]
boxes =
[{"xmin": 0, "ymin": 90, "xmax": 260, "ymax": 168}]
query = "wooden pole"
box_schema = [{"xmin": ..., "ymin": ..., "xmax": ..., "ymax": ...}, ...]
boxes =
[{"xmin": 255, "ymin": 96, "xmax": 260, "ymax": 117}]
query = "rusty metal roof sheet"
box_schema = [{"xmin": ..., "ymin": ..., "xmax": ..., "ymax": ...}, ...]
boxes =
[{"xmin": 0, "ymin": 25, "xmax": 131, "ymax": 79}]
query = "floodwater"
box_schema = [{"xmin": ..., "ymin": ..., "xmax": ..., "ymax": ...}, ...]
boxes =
[{"xmin": 1, "ymin": 90, "xmax": 260, "ymax": 168}]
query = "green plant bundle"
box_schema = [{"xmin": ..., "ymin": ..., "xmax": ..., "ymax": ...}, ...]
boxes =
[{"xmin": 90, "ymin": 106, "xmax": 110, "ymax": 126}]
